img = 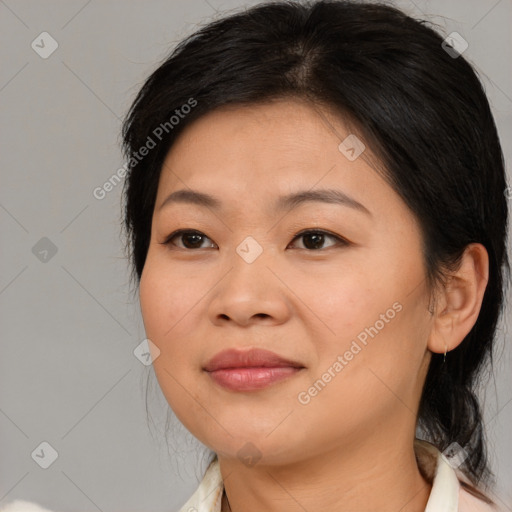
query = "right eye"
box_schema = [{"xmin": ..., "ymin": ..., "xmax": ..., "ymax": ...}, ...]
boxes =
[{"xmin": 160, "ymin": 229, "xmax": 217, "ymax": 250}]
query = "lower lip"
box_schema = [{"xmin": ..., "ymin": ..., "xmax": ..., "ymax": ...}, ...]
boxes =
[{"xmin": 206, "ymin": 367, "xmax": 302, "ymax": 391}]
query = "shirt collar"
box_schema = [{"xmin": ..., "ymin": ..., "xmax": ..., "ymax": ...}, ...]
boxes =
[{"xmin": 177, "ymin": 439, "xmax": 460, "ymax": 512}]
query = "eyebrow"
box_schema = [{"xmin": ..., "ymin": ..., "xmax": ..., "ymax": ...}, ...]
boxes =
[{"xmin": 158, "ymin": 188, "xmax": 371, "ymax": 216}]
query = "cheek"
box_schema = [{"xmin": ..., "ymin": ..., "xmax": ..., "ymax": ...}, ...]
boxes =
[
  {"xmin": 139, "ymin": 256, "xmax": 201, "ymax": 340},
  {"xmin": 139, "ymin": 258, "xmax": 208, "ymax": 425},
  {"xmin": 298, "ymin": 266, "xmax": 381, "ymax": 352},
  {"xmin": 138, "ymin": 257, "xmax": 205, "ymax": 385},
  {"xmin": 302, "ymin": 260, "xmax": 428, "ymax": 391},
  {"xmin": 297, "ymin": 304, "xmax": 427, "ymax": 443}
]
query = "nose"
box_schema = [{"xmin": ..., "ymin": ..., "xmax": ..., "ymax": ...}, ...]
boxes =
[{"xmin": 207, "ymin": 246, "xmax": 291, "ymax": 328}]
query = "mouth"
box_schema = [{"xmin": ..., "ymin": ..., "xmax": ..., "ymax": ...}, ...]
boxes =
[{"xmin": 203, "ymin": 348, "xmax": 305, "ymax": 392}]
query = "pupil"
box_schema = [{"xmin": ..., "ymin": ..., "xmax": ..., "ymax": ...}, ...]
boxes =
[
  {"xmin": 184, "ymin": 233, "xmax": 203, "ymax": 248},
  {"xmin": 304, "ymin": 233, "xmax": 323, "ymax": 249}
]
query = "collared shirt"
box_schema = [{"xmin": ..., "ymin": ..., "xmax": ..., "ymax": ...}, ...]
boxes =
[{"xmin": 177, "ymin": 439, "xmax": 499, "ymax": 512}]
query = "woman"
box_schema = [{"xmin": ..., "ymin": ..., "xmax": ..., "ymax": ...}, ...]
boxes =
[
  {"xmin": 4, "ymin": 0, "xmax": 509, "ymax": 511},
  {"xmin": 121, "ymin": 0, "xmax": 510, "ymax": 509}
]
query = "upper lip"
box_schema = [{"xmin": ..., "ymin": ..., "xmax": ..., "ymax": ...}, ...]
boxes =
[{"xmin": 203, "ymin": 348, "xmax": 304, "ymax": 372}]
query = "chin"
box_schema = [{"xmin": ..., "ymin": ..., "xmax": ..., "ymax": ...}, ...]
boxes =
[{"xmin": 197, "ymin": 426, "xmax": 310, "ymax": 468}]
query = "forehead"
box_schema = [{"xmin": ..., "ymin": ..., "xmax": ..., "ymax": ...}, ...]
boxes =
[
  {"xmin": 154, "ymin": 98, "xmax": 404, "ymax": 224},
  {"xmin": 158, "ymin": 100, "xmax": 374, "ymax": 188}
]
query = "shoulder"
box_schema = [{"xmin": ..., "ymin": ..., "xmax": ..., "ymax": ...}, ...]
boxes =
[
  {"xmin": 0, "ymin": 501, "xmax": 56, "ymax": 512},
  {"xmin": 414, "ymin": 439, "xmax": 506, "ymax": 512},
  {"xmin": 458, "ymin": 481, "xmax": 507, "ymax": 512}
]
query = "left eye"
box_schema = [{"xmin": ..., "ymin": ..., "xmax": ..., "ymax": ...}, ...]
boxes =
[
  {"xmin": 160, "ymin": 229, "xmax": 347, "ymax": 251},
  {"xmin": 289, "ymin": 229, "xmax": 347, "ymax": 250}
]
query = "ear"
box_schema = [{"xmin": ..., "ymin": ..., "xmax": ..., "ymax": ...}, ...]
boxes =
[{"xmin": 427, "ymin": 243, "xmax": 489, "ymax": 355}]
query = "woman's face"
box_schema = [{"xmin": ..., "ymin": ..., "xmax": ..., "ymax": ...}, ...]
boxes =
[{"xmin": 139, "ymin": 99, "xmax": 434, "ymax": 465}]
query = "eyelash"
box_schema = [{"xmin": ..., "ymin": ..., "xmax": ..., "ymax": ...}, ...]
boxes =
[{"xmin": 159, "ymin": 229, "xmax": 349, "ymax": 251}]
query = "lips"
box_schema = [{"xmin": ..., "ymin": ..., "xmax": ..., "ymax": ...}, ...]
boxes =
[
  {"xmin": 203, "ymin": 348, "xmax": 304, "ymax": 371},
  {"xmin": 203, "ymin": 348, "xmax": 304, "ymax": 391}
]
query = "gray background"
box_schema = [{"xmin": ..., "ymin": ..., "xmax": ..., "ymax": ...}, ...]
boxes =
[{"xmin": 0, "ymin": 0, "xmax": 511, "ymax": 510}]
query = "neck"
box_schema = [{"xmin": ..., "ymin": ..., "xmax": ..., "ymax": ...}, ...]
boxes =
[{"xmin": 219, "ymin": 433, "xmax": 432, "ymax": 512}]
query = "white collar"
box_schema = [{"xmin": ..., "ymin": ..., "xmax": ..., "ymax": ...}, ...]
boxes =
[{"xmin": 177, "ymin": 439, "xmax": 460, "ymax": 512}]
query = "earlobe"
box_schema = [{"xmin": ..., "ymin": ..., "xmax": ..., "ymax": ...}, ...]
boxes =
[{"xmin": 427, "ymin": 243, "xmax": 489, "ymax": 355}]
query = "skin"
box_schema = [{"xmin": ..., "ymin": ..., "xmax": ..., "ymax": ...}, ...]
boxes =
[{"xmin": 139, "ymin": 98, "xmax": 489, "ymax": 512}]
